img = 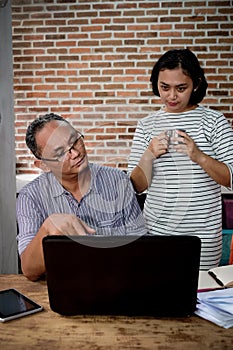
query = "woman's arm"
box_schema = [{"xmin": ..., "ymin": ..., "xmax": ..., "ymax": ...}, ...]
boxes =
[
  {"xmin": 191, "ymin": 150, "xmax": 230, "ymax": 187},
  {"xmin": 130, "ymin": 133, "xmax": 168, "ymax": 193},
  {"xmin": 130, "ymin": 149, "xmax": 155, "ymax": 193},
  {"xmin": 175, "ymin": 130, "xmax": 231, "ymax": 187}
]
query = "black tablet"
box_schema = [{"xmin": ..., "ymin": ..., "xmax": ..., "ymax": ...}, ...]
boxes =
[{"xmin": 0, "ymin": 288, "xmax": 43, "ymax": 322}]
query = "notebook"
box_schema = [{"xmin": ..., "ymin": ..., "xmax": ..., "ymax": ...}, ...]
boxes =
[{"xmin": 42, "ymin": 235, "xmax": 201, "ymax": 317}]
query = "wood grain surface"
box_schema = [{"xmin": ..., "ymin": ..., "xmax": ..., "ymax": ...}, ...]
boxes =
[{"xmin": 0, "ymin": 274, "xmax": 233, "ymax": 350}]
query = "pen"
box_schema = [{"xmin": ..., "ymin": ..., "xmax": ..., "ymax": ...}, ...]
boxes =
[{"xmin": 208, "ymin": 271, "xmax": 225, "ymax": 287}]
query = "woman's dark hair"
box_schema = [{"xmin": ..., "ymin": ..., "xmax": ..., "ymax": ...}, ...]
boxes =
[
  {"xmin": 26, "ymin": 113, "xmax": 69, "ymax": 157},
  {"xmin": 150, "ymin": 48, "xmax": 208, "ymax": 105}
]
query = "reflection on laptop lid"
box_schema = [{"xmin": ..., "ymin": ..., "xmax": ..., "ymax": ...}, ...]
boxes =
[{"xmin": 42, "ymin": 235, "xmax": 201, "ymax": 317}]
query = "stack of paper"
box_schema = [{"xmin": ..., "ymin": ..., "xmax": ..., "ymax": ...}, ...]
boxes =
[{"xmin": 195, "ymin": 288, "xmax": 233, "ymax": 328}]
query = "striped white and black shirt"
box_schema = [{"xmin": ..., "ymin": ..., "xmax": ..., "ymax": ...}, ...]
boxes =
[
  {"xmin": 16, "ymin": 163, "xmax": 147, "ymax": 256},
  {"xmin": 128, "ymin": 105, "xmax": 233, "ymax": 270}
]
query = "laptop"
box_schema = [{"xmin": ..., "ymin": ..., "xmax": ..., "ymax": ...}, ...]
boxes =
[{"xmin": 42, "ymin": 235, "xmax": 201, "ymax": 317}]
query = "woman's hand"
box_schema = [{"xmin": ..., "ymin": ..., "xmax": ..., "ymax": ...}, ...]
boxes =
[
  {"xmin": 173, "ymin": 130, "xmax": 203, "ymax": 162},
  {"xmin": 148, "ymin": 131, "xmax": 169, "ymax": 158}
]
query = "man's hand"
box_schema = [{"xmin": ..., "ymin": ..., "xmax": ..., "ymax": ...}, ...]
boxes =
[{"xmin": 42, "ymin": 213, "xmax": 96, "ymax": 236}]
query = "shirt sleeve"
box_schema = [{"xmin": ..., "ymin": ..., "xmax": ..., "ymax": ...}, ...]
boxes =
[
  {"xmin": 209, "ymin": 113, "xmax": 233, "ymax": 190},
  {"xmin": 127, "ymin": 119, "xmax": 151, "ymax": 175},
  {"xmin": 16, "ymin": 192, "xmax": 44, "ymax": 256}
]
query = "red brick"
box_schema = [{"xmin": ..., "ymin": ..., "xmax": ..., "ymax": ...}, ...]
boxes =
[{"xmin": 11, "ymin": 0, "xmax": 233, "ymax": 173}]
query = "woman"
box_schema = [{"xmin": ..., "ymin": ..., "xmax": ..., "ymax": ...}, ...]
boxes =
[{"xmin": 128, "ymin": 48, "xmax": 233, "ymax": 270}]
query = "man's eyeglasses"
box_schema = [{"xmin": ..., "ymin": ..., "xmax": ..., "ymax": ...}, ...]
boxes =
[{"xmin": 35, "ymin": 133, "xmax": 84, "ymax": 162}]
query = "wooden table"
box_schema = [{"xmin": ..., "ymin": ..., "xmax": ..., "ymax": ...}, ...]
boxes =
[{"xmin": 0, "ymin": 275, "xmax": 233, "ymax": 350}]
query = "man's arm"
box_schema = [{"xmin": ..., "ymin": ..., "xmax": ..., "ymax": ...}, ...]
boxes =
[
  {"xmin": 20, "ymin": 214, "xmax": 95, "ymax": 281},
  {"xmin": 20, "ymin": 224, "xmax": 48, "ymax": 281}
]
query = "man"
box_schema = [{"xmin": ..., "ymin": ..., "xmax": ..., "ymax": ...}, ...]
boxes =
[{"xmin": 17, "ymin": 113, "xmax": 146, "ymax": 281}]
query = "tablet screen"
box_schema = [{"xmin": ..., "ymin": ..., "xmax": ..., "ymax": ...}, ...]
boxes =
[{"xmin": 0, "ymin": 288, "xmax": 43, "ymax": 322}]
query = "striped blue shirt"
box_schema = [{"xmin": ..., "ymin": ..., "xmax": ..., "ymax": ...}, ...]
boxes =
[
  {"xmin": 16, "ymin": 163, "xmax": 147, "ymax": 255},
  {"xmin": 128, "ymin": 105, "xmax": 233, "ymax": 270}
]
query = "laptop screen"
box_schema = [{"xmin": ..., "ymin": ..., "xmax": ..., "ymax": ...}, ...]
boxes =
[{"xmin": 43, "ymin": 235, "xmax": 201, "ymax": 317}]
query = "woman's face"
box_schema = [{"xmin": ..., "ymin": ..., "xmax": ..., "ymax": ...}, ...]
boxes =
[{"xmin": 157, "ymin": 67, "xmax": 195, "ymax": 113}]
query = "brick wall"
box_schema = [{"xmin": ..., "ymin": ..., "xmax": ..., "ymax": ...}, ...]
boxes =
[{"xmin": 12, "ymin": 0, "xmax": 233, "ymax": 174}]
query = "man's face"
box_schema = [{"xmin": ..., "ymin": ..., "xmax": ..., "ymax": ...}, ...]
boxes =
[{"xmin": 35, "ymin": 120, "xmax": 88, "ymax": 178}]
